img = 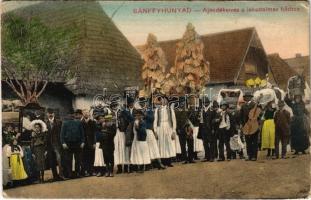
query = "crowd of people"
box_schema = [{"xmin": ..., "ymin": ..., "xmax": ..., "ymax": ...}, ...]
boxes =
[{"xmin": 2, "ymin": 90, "xmax": 310, "ymax": 188}]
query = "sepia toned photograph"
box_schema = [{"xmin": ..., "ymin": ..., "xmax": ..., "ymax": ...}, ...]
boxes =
[{"xmin": 1, "ymin": 1, "xmax": 310, "ymax": 199}]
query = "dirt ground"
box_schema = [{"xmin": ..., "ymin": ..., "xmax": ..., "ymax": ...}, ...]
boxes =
[{"xmin": 3, "ymin": 152, "xmax": 310, "ymax": 199}]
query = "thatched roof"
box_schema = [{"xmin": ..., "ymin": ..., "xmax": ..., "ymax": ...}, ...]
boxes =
[
  {"xmin": 2, "ymin": 2, "xmax": 143, "ymax": 96},
  {"xmin": 268, "ymin": 53, "xmax": 298, "ymax": 90},
  {"xmin": 136, "ymin": 27, "xmax": 256, "ymax": 84},
  {"xmin": 284, "ymin": 55, "xmax": 310, "ymax": 85}
]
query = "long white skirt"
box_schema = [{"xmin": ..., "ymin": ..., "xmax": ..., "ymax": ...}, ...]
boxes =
[
  {"xmin": 124, "ymin": 146, "xmax": 131, "ymax": 164},
  {"xmin": 171, "ymin": 134, "xmax": 181, "ymax": 155},
  {"xmin": 193, "ymin": 127, "xmax": 204, "ymax": 152},
  {"xmin": 94, "ymin": 143, "xmax": 105, "ymax": 167},
  {"xmin": 131, "ymin": 137, "xmax": 151, "ymax": 165},
  {"xmin": 146, "ymin": 129, "xmax": 161, "ymax": 159},
  {"xmin": 157, "ymin": 122, "xmax": 175, "ymax": 158},
  {"xmin": 175, "ymin": 134, "xmax": 182, "ymax": 154},
  {"xmin": 114, "ymin": 129, "xmax": 129, "ymax": 165}
]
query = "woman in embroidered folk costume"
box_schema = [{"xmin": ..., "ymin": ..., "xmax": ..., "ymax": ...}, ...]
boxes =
[
  {"xmin": 131, "ymin": 109, "xmax": 151, "ymax": 173},
  {"xmin": 139, "ymin": 96, "xmax": 166, "ymax": 170},
  {"xmin": 93, "ymin": 109, "xmax": 107, "ymax": 177},
  {"xmin": 274, "ymin": 100, "xmax": 291, "ymax": 159},
  {"xmin": 153, "ymin": 96, "xmax": 177, "ymax": 167},
  {"xmin": 285, "ymin": 94, "xmax": 310, "ymax": 154},
  {"xmin": 30, "ymin": 120, "xmax": 48, "ymax": 183},
  {"xmin": 261, "ymin": 101, "xmax": 276, "ymax": 159},
  {"xmin": 6, "ymin": 138, "xmax": 28, "ymax": 182},
  {"xmin": 112, "ymin": 99, "xmax": 130, "ymax": 174}
]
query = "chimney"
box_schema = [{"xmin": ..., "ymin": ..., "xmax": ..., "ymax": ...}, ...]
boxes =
[{"xmin": 296, "ymin": 53, "xmax": 302, "ymax": 58}]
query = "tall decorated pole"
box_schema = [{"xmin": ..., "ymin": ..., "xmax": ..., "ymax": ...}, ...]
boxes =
[
  {"xmin": 140, "ymin": 33, "xmax": 168, "ymax": 95},
  {"xmin": 172, "ymin": 23, "xmax": 210, "ymax": 94}
]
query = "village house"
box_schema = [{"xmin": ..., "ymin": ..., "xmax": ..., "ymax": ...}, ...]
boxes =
[
  {"xmin": 267, "ymin": 53, "xmax": 298, "ymax": 91},
  {"xmin": 137, "ymin": 27, "xmax": 277, "ymax": 98},
  {"xmin": 284, "ymin": 54, "xmax": 310, "ymax": 85},
  {"xmin": 2, "ymin": 1, "xmax": 143, "ymax": 117}
]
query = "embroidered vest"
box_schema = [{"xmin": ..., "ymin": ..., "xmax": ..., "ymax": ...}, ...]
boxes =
[{"xmin": 157, "ymin": 106, "xmax": 173, "ymax": 128}]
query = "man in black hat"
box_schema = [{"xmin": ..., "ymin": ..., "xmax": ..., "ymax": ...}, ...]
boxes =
[
  {"xmin": 217, "ymin": 101, "xmax": 232, "ymax": 161},
  {"xmin": 60, "ymin": 109, "xmax": 85, "ymax": 178},
  {"xmin": 240, "ymin": 91, "xmax": 258, "ymax": 161},
  {"xmin": 123, "ymin": 97, "xmax": 135, "ymax": 173},
  {"xmin": 80, "ymin": 109, "xmax": 97, "ymax": 176},
  {"xmin": 198, "ymin": 97, "xmax": 217, "ymax": 162},
  {"xmin": 175, "ymin": 96, "xmax": 191, "ymax": 163},
  {"xmin": 45, "ymin": 108, "xmax": 65, "ymax": 181}
]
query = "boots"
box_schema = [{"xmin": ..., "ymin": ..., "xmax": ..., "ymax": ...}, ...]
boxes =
[
  {"xmin": 156, "ymin": 159, "xmax": 166, "ymax": 170},
  {"xmin": 109, "ymin": 165, "xmax": 114, "ymax": 177},
  {"xmin": 138, "ymin": 165, "xmax": 144, "ymax": 173},
  {"xmin": 116, "ymin": 165, "xmax": 123, "ymax": 174}
]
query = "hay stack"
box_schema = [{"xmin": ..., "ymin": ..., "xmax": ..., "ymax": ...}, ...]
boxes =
[
  {"xmin": 140, "ymin": 33, "xmax": 168, "ymax": 95},
  {"xmin": 173, "ymin": 23, "xmax": 210, "ymax": 92}
]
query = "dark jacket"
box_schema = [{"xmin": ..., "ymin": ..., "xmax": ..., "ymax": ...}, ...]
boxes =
[
  {"xmin": 198, "ymin": 107, "xmax": 215, "ymax": 141},
  {"xmin": 81, "ymin": 118, "xmax": 97, "ymax": 148},
  {"xmin": 188, "ymin": 110, "xmax": 200, "ymax": 127},
  {"xmin": 123, "ymin": 108, "xmax": 135, "ymax": 146},
  {"xmin": 118, "ymin": 109, "xmax": 133, "ymax": 132},
  {"xmin": 60, "ymin": 119, "xmax": 85, "ymax": 145},
  {"xmin": 175, "ymin": 110, "xmax": 190, "ymax": 136},
  {"xmin": 135, "ymin": 120, "xmax": 147, "ymax": 141},
  {"xmin": 229, "ymin": 109, "xmax": 240, "ymax": 136},
  {"xmin": 144, "ymin": 109, "xmax": 154, "ymax": 130},
  {"xmin": 274, "ymin": 109, "xmax": 291, "ymax": 137},
  {"xmin": 97, "ymin": 124, "xmax": 116, "ymax": 152},
  {"xmin": 46, "ymin": 119, "xmax": 62, "ymax": 149}
]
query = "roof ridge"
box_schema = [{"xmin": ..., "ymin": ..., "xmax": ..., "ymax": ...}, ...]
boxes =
[
  {"xmin": 200, "ymin": 27, "xmax": 255, "ymax": 37},
  {"xmin": 283, "ymin": 55, "xmax": 310, "ymax": 60},
  {"xmin": 136, "ymin": 27, "xmax": 256, "ymax": 47}
]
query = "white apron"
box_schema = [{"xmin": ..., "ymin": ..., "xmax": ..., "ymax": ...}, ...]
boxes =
[
  {"xmin": 130, "ymin": 121, "xmax": 151, "ymax": 165},
  {"xmin": 114, "ymin": 129, "xmax": 127, "ymax": 165},
  {"xmin": 174, "ymin": 134, "xmax": 182, "ymax": 154},
  {"xmin": 146, "ymin": 129, "xmax": 161, "ymax": 159},
  {"xmin": 94, "ymin": 143, "xmax": 105, "ymax": 167},
  {"xmin": 154, "ymin": 106, "xmax": 177, "ymax": 158}
]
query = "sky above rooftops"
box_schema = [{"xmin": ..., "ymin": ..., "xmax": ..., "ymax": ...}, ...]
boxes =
[
  {"xmin": 3, "ymin": 1, "xmax": 309, "ymax": 59},
  {"xmin": 100, "ymin": 1, "xmax": 309, "ymax": 59}
]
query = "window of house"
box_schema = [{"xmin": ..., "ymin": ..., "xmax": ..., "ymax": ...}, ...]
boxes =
[{"xmin": 244, "ymin": 62, "xmax": 257, "ymax": 74}]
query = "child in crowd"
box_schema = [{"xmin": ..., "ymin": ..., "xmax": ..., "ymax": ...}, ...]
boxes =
[
  {"xmin": 30, "ymin": 120, "xmax": 48, "ymax": 183},
  {"xmin": 6, "ymin": 138, "xmax": 28, "ymax": 185},
  {"xmin": 131, "ymin": 109, "xmax": 151, "ymax": 173},
  {"xmin": 97, "ymin": 115, "xmax": 116, "ymax": 177}
]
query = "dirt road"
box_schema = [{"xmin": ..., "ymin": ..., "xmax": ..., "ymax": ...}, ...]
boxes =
[{"xmin": 3, "ymin": 153, "xmax": 310, "ymax": 199}]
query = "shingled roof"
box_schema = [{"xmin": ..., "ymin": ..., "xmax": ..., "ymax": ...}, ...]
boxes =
[
  {"xmin": 268, "ymin": 53, "xmax": 298, "ymax": 90},
  {"xmin": 3, "ymin": 2, "xmax": 143, "ymax": 96},
  {"xmin": 137, "ymin": 27, "xmax": 256, "ymax": 84}
]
